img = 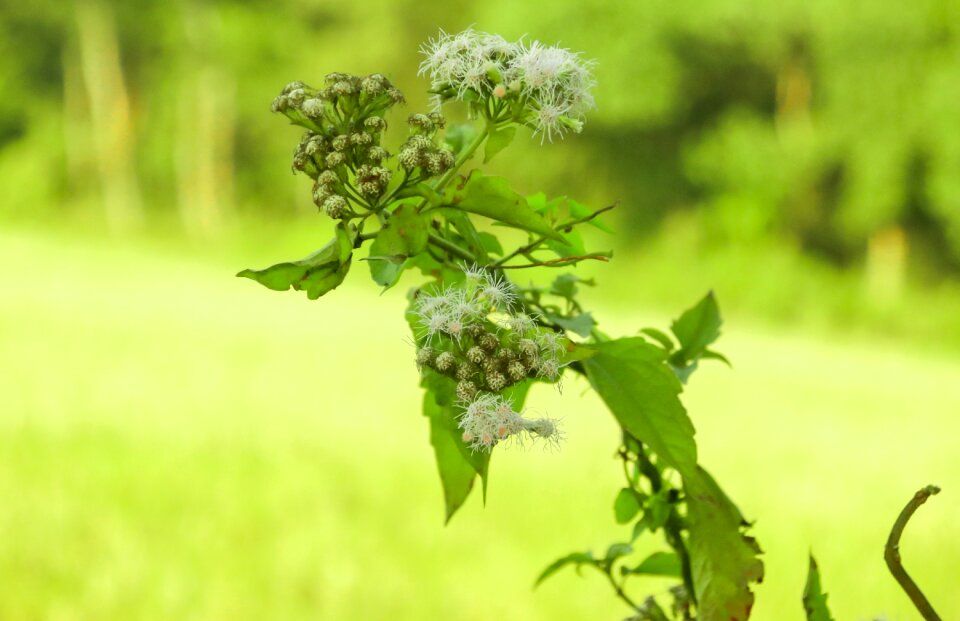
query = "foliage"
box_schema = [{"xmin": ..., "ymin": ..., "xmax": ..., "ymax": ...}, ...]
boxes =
[{"xmin": 237, "ymin": 29, "xmax": 773, "ymax": 619}]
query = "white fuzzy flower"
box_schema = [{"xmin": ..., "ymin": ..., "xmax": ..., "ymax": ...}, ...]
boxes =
[
  {"xmin": 480, "ymin": 272, "xmax": 517, "ymax": 310},
  {"xmin": 458, "ymin": 393, "xmax": 561, "ymax": 453}
]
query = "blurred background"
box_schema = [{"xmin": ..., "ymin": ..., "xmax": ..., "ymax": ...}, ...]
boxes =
[{"xmin": 2, "ymin": 0, "xmax": 960, "ymax": 619}]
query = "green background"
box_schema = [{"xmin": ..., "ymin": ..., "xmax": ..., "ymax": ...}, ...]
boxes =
[{"xmin": 2, "ymin": 1, "xmax": 960, "ymax": 619}]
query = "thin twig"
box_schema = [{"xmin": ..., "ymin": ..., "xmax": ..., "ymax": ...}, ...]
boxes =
[
  {"xmin": 492, "ymin": 203, "xmax": 617, "ymax": 267},
  {"xmin": 499, "ymin": 254, "xmax": 611, "ymax": 269},
  {"xmin": 884, "ymin": 485, "xmax": 942, "ymax": 621}
]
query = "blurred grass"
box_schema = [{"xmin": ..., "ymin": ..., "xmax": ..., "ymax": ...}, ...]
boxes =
[{"xmin": 2, "ymin": 226, "xmax": 959, "ymax": 621}]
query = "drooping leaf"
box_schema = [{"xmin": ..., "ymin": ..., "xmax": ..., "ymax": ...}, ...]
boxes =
[
  {"xmin": 614, "ymin": 488, "xmax": 641, "ymax": 524},
  {"xmin": 237, "ymin": 224, "xmax": 353, "ymax": 300},
  {"xmin": 477, "ymin": 231, "xmax": 503, "ymax": 256},
  {"xmin": 803, "ymin": 555, "xmax": 836, "ymax": 621},
  {"xmin": 622, "ymin": 551, "xmax": 682, "ymax": 578},
  {"xmin": 684, "ymin": 466, "xmax": 764, "ymax": 621},
  {"xmin": 443, "ymin": 123, "xmax": 478, "ymax": 158},
  {"xmin": 583, "ymin": 338, "xmax": 697, "ymax": 475},
  {"xmin": 484, "ymin": 125, "xmax": 516, "ymax": 163},
  {"xmin": 427, "ymin": 402, "xmax": 476, "ymax": 524},
  {"xmin": 670, "ymin": 291, "xmax": 722, "ymax": 364},
  {"xmin": 445, "ymin": 174, "xmax": 564, "ymax": 241},
  {"xmin": 535, "ymin": 551, "xmax": 597, "ymax": 587}
]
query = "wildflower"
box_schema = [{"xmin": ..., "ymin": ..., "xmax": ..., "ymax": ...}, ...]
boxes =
[{"xmin": 457, "ymin": 394, "xmax": 561, "ymax": 453}]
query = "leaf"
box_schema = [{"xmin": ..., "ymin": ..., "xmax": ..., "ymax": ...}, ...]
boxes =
[
  {"xmin": 535, "ymin": 551, "xmax": 597, "ymax": 587},
  {"xmin": 684, "ymin": 466, "xmax": 764, "ymax": 621},
  {"xmin": 546, "ymin": 312, "xmax": 595, "ymax": 338},
  {"xmin": 445, "ymin": 174, "xmax": 564, "ymax": 241},
  {"xmin": 568, "ymin": 197, "xmax": 614, "ymax": 233},
  {"xmin": 604, "ymin": 543, "xmax": 633, "ymax": 563},
  {"xmin": 645, "ymin": 489, "xmax": 673, "ymax": 531},
  {"xmin": 422, "ymin": 370, "xmax": 486, "ymax": 521},
  {"xmin": 484, "ymin": 125, "xmax": 516, "ymax": 163},
  {"xmin": 640, "ymin": 327, "xmax": 675, "ymax": 352},
  {"xmin": 545, "ymin": 229, "xmax": 587, "ymax": 257},
  {"xmin": 670, "ymin": 291, "xmax": 722, "ymax": 364},
  {"xmin": 237, "ymin": 224, "xmax": 353, "ymax": 300},
  {"xmin": 701, "ymin": 349, "xmax": 732, "ymax": 367},
  {"xmin": 622, "ymin": 551, "xmax": 682, "ymax": 578},
  {"xmin": 367, "ymin": 205, "xmax": 428, "ymax": 288},
  {"xmin": 477, "ymin": 232, "xmax": 503, "ymax": 256},
  {"xmin": 803, "ymin": 555, "xmax": 836, "ymax": 621},
  {"xmin": 443, "ymin": 123, "xmax": 478, "ymax": 158},
  {"xmin": 550, "ymin": 273, "xmax": 580, "ymax": 299},
  {"xmin": 614, "ymin": 488, "xmax": 641, "ymax": 524},
  {"xmin": 582, "ymin": 338, "xmax": 697, "ymax": 474}
]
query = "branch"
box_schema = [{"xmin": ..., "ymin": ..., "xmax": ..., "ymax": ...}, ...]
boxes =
[
  {"xmin": 499, "ymin": 254, "xmax": 610, "ymax": 269},
  {"xmin": 492, "ymin": 203, "xmax": 617, "ymax": 267},
  {"xmin": 884, "ymin": 485, "xmax": 942, "ymax": 621}
]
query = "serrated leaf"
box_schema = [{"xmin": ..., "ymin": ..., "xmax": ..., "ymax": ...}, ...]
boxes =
[
  {"xmin": 614, "ymin": 488, "xmax": 641, "ymax": 524},
  {"xmin": 237, "ymin": 225, "xmax": 353, "ymax": 300},
  {"xmin": 671, "ymin": 291, "xmax": 722, "ymax": 364},
  {"xmin": 622, "ymin": 551, "xmax": 682, "ymax": 578},
  {"xmin": 685, "ymin": 467, "xmax": 764, "ymax": 621},
  {"xmin": 445, "ymin": 174, "xmax": 563, "ymax": 241},
  {"xmin": 803, "ymin": 555, "xmax": 836, "ymax": 621},
  {"xmin": 535, "ymin": 551, "xmax": 596, "ymax": 587},
  {"xmin": 582, "ymin": 338, "xmax": 697, "ymax": 475},
  {"xmin": 484, "ymin": 125, "xmax": 516, "ymax": 163}
]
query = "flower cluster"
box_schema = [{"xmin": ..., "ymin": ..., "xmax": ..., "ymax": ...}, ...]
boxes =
[
  {"xmin": 457, "ymin": 393, "xmax": 560, "ymax": 453},
  {"xmin": 273, "ymin": 74, "xmax": 404, "ymax": 215},
  {"xmin": 397, "ymin": 113, "xmax": 456, "ymax": 177},
  {"xmin": 412, "ymin": 267, "xmax": 565, "ymax": 452},
  {"xmin": 418, "ymin": 29, "xmax": 596, "ymax": 142}
]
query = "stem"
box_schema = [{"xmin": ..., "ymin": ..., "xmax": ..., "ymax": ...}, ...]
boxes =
[
  {"xmin": 885, "ymin": 485, "xmax": 942, "ymax": 621},
  {"xmin": 603, "ymin": 568, "xmax": 642, "ymax": 612},
  {"xmin": 427, "ymin": 232, "xmax": 474, "ymax": 262},
  {"xmin": 499, "ymin": 254, "xmax": 610, "ymax": 269},
  {"xmin": 430, "ymin": 123, "xmax": 490, "ymax": 197}
]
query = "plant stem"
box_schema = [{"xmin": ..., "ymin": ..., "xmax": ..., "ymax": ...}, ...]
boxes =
[
  {"xmin": 603, "ymin": 568, "xmax": 642, "ymax": 612},
  {"xmin": 427, "ymin": 232, "xmax": 474, "ymax": 262},
  {"xmin": 885, "ymin": 485, "xmax": 942, "ymax": 621}
]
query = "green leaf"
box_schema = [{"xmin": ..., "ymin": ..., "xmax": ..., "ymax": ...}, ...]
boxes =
[
  {"xmin": 484, "ymin": 125, "xmax": 516, "ymax": 163},
  {"xmin": 367, "ymin": 205, "xmax": 428, "ymax": 288},
  {"xmin": 477, "ymin": 232, "xmax": 503, "ymax": 256},
  {"xmin": 614, "ymin": 488, "xmax": 641, "ymax": 524},
  {"xmin": 545, "ymin": 229, "xmax": 587, "ymax": 257},
  {"xmin": 443, "ymin": 123, "xmax": 478, "ymax": 158},
  {"xmin": 702, "ymin": 349, "xmax": 732, "ymax": 367},
  {"xmin": 445, "ymin": 174, "xmax": 564, "ymax": 241},
  {"xmin": 645, "ymin": 489, "xmax": 673, "ymax": 531},
  {"xmin": 622, "ymin": 551, "xmax": 682, "ymax": 578},
  {"xmin": 604, "ymin": 543, "xmax": 633, "ymax": 563},
  {"xmin": 546, "ymin": 312, "xmax": 595, "ymax": 338},
  {"xmin": 803, "ymin": 555, "xmax": 836, "ymax": 621},
  {"xmin": 583, "ymin": 338, "xmax": 697, "ymax": 474},
  {"xmin": 568, "ymin": 197, "xmax": 614, "ymax": 233},
  {"xmin": 671, "ymin": 291, "xmax": 722, "ymax": 363},
  {"xmin": 237, "ymin": 224, "xmax": 353, "ymax": 300},
  {"xmin": 640, "ymin": 327, "xmax": 675, "ymax": 352},
  {"xmin": 684, "ymin": 466, "xmax": 764, "ymax": 621},
  {"xmin": 535, "ymin": 551, "xmax": 596, "ymax": 587}
]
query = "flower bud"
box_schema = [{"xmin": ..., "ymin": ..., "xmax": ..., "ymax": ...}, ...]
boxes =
[
  {"xmin": 507, "ymin": 360, "xmax": 527, "ymax": 382},
  {"xmin": 332, "ymin": 135, "xmax": 350, "ymax": 151},
  {"xmin": 492, "ymin": 84, "xmax": 507, "ymax": 98},
  {"xmin": 456, "ymin": 380, "xmax": 477, "ymax": 401},
  {"xmin": 435, "ymin": 351, "xmax": 456, "ymax": 373},
  {"xmin": 479, "ymin": 333, "xmax": 499, "ymax": 352},
  {"xmin": 416, "ymin": 347, "xmax": 435, "ymax": 367},
  {"xmin": 325, "ymin": 152, "xmax": 345, "ymax": 168},
  {"xmin": 364, "ymin": 116, "xmax": 386, "ymax": 131},
  {"xmin": 485, "ymin": 372, "xmax": 506, "ymax": 392},
  {"xmin": 366, "ymin": 146, "xmax": 388, "ymax": 163},
  {"xmin": 351, "ymin": 132, "xmax": 372, "ymax": 146},
  {"xmin": 322, "ymin": 195, "xmax": 348, "ymax": 218},
  {"xmin": 317, "ymin": 170, "xmax": 339, "ymax": 188},
  {"xmin": 466, "ymin": 346, "xmax": 486, "ymax": 364},
  {"xmin": 301, "ymin": 98, "xmax": 324, "ymax": 118},
  {"xmin": 428, "ymin": 112, "xmax": 446, "ymax": 129},
  {"xmin": 456, "ymin": 362, "xmax": 478, "ymax": 381}
]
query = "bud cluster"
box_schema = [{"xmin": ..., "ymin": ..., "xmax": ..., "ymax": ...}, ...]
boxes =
[
  {"xmin": 397, "ymin": 113, "xmax": 456, "ymax": 177},
  {"xmin": 418, "ymin": 29, "xmax": 596, "ymax": 142},
  {"xmin": 273, "ymin": 74, "xmax": 405, "ymax": 215},
  {"xmin": 412, "ymin": 267, "xmax": 566, "ymax": 451}
]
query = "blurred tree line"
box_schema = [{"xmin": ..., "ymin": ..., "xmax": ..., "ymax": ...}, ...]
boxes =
[{"xmin": 3, "ymin": 0, "xmax": 959, "ymax": 287}]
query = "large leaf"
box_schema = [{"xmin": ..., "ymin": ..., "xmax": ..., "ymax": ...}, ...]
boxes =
[
  {"xmin": 684, "ymin": 467, "xmax": 764, "ymax": 621},
  {"xmin": 237, "ymin": 224, "xmax": 353, "ymax": 300},
  {"xmin": 670, "ymin": 291, "xmax": 722, "ymax": 363},
  {"xmin": 803, "ymin": 555, "xmax": 836, "ymax": 621},
  {"xmin": 444, "ymin": 174, "xmax": 563, "ymax": 241},
  {"xmin": 424, "ymin": 381, "xmax": 477, "ymax": 523},
  {"xmin": 582, "ymin": 337, "xmax": 697, "ymax": 474},
  {"xmin": 484, "ymin": 125, "xmax": 516, "ymax": 163}
]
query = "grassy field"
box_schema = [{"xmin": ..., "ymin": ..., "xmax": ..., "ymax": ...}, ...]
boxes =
[{"xmin": 2, "ymin": 227, "xmax": 959, "ymax": 621}]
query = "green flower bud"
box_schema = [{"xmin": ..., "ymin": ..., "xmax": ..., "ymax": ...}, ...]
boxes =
[
  {"xmin": 485, "ymin": 372, "xmax": 506, "ymax": 392},
  {"xmin": 479, "ymin": 333, "xmax": 499, "ymax": 352},
  {"xmin": 466, "ymin": 346, "xmax": 486, "ymax": 364},
  {"xmin": 364, "ymin": 116, "xmax": 386, "ymax": 131},
  {"xmin": 416, "ymin": 347, "xmax": 434, "ymax": 368},
  {"xmin": 366, "ymin": 146, "xmax": 388, "ymax": 163},
  {"xmin": 332, "ymin": 135, "xmax": 350, "ymax": 152},
  {"xmin": 301, "ymin": 98, "xmax": 324, "ymax": 118},
  {"xmin": 325, "ymin": 152, "xmax": 345, "ymax": 168},
  {"xmin": 317, "ymin": 170, "xmax": 339, "ymax": 188},
  {"xmin": 507, "ymin": 360, "xmax": 527, "ymax": 382},
  {"xmin": 456, "ymin": 380, "xmax": 478, "ymax": 402},
  {"xmin": 350, "ymin": 132, "xmax": 373, "ymax": 146},
  {"xmin": 456, "ymin": 361, "xmax": 478, "ymax": 381},
  {"xmin": 322, "ymin": 195, "xmax": 348, "ymax": 218},
  {"xmin": 435, "ymin": 351, "xmax": 457, "ymax": 373}
]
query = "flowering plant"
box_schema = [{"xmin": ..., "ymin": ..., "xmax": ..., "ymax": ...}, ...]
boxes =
[{"xmin": 239, "ymin": 28, "xmax": 942, "ymax": 621}]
